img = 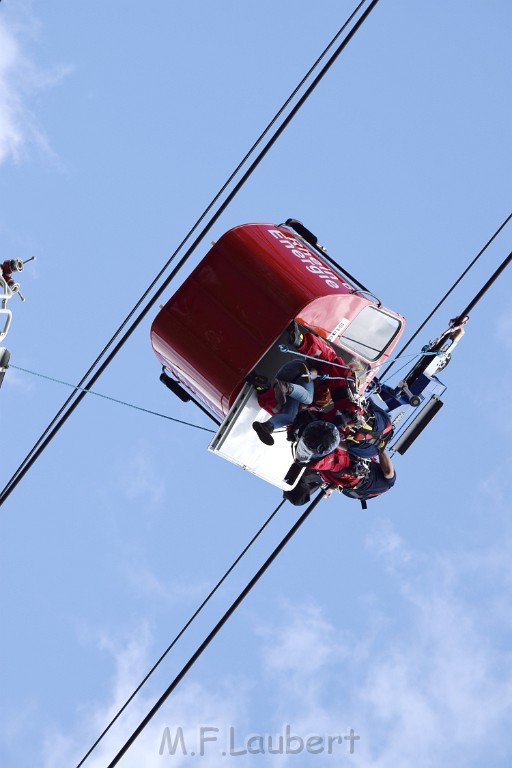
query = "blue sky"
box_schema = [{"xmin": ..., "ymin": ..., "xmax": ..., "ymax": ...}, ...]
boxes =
[{"xmin": 1, "ymin": 1, "xmax": 512, "ymax": 766}]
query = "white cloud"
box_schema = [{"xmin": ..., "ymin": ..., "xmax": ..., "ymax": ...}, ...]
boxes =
[
  {"xmin": 255, "ymin": 538, "xmax": 512, "ymax": 768},
  {"xmin": 0, "ymin": 19, "xmax": 24, "ymax": 162},
  {"xmin": 365, "ymin": 518, "xmax": 415, "ymax": 572},
  {"xmin": 115, "ymin": 444, "xmax": 165, "ymax": 505},
  {"xmin": 41, "ymin": 625, "xmax": 247, "ymax": 768},
  {"xmin": 122, "ymin": 563, "xmax": 210, "ymax": 604},
  {"xmin": 30, "ymin": 504, "xmax": 512, "ymax": 768},
  {"xmin": 0, "ymin": 15, "xmax": 69, "ymax": 165},
  {"xmin": 0, "ymin": 363, "xmax": 35, "ymax": 393},
  {"xmin": 258, "ymin": 601, "xmax": 351, "ymax": 716},
  {"xmin": 495, "ymin": 308, "xmax": 512, "ymax": 355},
  {"xmin": 33, "ymin": 561, "xmax": 512, "ymax": 767},
  {"xmin": 354, "ymin": 587, "xmax": 512, "ymax": 767}
]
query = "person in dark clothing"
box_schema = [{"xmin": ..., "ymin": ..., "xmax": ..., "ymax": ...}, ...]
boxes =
[
  {"xmin": 323, "ymin": 450, "xmax": 396, "ymax": 501},
  {"xmin": 283, "ymin": 469, "xmax": 325, "ymax": 506},
  {"xmin": 320, "ymin": 390, "xmax": 394, "ymax": 460},
  {"xmin": 283, "ymin": 449, "xmax": 396, "ymax": 506}
]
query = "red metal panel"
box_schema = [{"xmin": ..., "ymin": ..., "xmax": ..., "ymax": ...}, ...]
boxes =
[{"xmin": 150, "ymin": 223, "xmax": 402, "ymax": 416}]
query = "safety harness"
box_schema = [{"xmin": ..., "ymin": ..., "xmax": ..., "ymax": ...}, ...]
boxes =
[{"xmin": 331, "ymin": 397, "xmax": 394, "ymax": 454}]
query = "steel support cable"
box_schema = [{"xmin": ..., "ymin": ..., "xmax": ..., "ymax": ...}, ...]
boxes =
[
  {"xmin": 103, "ymin": 490, "xmax": 327, "ymax": 768},
  {"xmin": 0, "ymin": 0, "xmax": 382, "ymax": 508},
  {"xmin": 455, "ymin": 248, "xmax": 512, "ymax": 319},
  {"xmin": 1, "ymin": 0, "xmax": 370, "ymax": 503},
  {"xmin": 74, "ymin": 499, "xmax": 286, "ymax": 768},
  {"xmin": 381, "ymin": 210, "xmax": 512, "ymax": 378}
]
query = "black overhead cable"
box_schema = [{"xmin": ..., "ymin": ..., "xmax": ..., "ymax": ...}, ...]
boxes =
[
  {"xmin": 104, "ymin": 490, "xmax": 327, "ymax": 768},
  {"xmin": 74, "ymin": 499, "xmax": 285, "ymax": 768},
  {"xmin": 5, "ymin": 0, "xmax": 369, "ymax": 494},
  {"xmin": 381, "ymin": 210, "xmax": 512, "ymax": 378},
  {"xmin": 454, "ymin": 248, "xmax": 512, "ymax": 321},
  {"xmin": 0, "ymin": 0, "xmax": 382, "ymax": 509}
]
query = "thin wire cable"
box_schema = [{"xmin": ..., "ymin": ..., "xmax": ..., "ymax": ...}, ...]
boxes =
[
  {"xmin": 74, "ymin": 498, "xmax": 286, "ymax": 768},
  {"xmin": 379, "ymin": 355, "xmax": 421, "ymax": 385},
  {"xmin": 0, "ymin": 0, "xmax": 382, "ymax": 508},
  {"xmin": 9, "ymin": 364, "xmax": 215, "ymax": 434},
  {"xmin": 381, "ymin": 210, "xmax": 512, "ymax": 378},
  {"xmin": 104, "ymin": 490, "xmax": 326, "ymax": 768},
  {"xmin": 280, "ymin": 341, "xmax": 437, "ymax": 372}
]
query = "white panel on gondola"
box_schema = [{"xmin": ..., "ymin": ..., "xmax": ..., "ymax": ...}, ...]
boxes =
[{"xmin": 209, "ymin": 384, "xmax": 305, "ymax": 491}]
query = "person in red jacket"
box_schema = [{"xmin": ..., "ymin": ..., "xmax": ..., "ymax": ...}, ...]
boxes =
[
  {"xmin": 290, "ymin": 328, "xmax": 392, "ymax": 459},
  {"xmin": 253, "ymin": 326, "xmax": 361, "ymax": 445},
  {"xmin": 293, "ymin": 326, "xmax": 365, "ymax": 392}
]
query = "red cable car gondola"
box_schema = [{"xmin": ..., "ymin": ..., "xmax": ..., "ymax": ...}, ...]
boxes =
[{"xmin": 151, "ymin": 220, "xmax": 406, "ymax": 488}]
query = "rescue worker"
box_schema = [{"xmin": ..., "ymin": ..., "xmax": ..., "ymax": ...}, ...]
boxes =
[
  {"xmin": 252, "ymin": 359, "xmax": 317, "ymax": 446},
  {"xmin": 292, "ymin": 420, "xmax": 341, "ymax": 464},
  {"xmin": 283, "ymin": 446, "xmax": 396, "ymax": 507},
  {"xmin": 291, "ymin": 323, "xmax": 365, "ymax": 397},
  {"xmin": 315, "ymin": 448, "xmax": 396, "ymax": 502},
  {"xmin": 252, "ymin": 323, "xmax": 358, "ymax": 445},
  {"xmin": 323, "ymin": 390, "xmax": 394, "ymax": 459},
  {"xmin": 289, "ymin": 326, "xmax": 393, "ymax": 459}
]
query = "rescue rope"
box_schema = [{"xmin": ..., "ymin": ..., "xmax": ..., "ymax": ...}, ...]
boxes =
[
  {"xmin": 279, "ymin": 342, "xmax": 439, "ymax": 377},
  {"xmin": 74, "ymin": 497, "xmax": 287, "ymax": 768},
  {"xmin": 377, "ymin": 356, "xmax": 422, "ymax": 386},
  {"xmin": 9, "ymin": 364, "xmax": 216, "ymax": 434},
  {"xmin": 278, "ymin": 343, "xmax": 352, "ymax": 371}
]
